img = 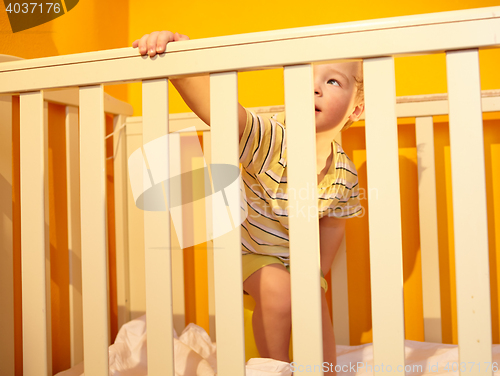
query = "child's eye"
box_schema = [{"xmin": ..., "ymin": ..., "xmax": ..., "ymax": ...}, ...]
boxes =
[{"xmin": 327, "ymin": 79, "xmax": 340, "ymax": 87}]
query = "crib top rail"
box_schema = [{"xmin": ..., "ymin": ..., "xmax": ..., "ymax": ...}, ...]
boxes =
[
  {"xmin": 168, "ymin": 6, "xmax": 500, "ymax": 51},
  {"xmin": 41, "ymin": 88, "xmax": 134, "ymax": 115},
  {"xmin": 0, "ymin": 54, "xmax": 133, "ymax": 115},
  {"xmin": 251, "ymin": 89, "xmax": 500, "ymax": 116},
  {"xmin": 0, "ymin": 6, "xmax": 499, "ymax": 95},
  {"xmin": 160, "ymin": 89, "xmax": 500, "ymax": 133}
]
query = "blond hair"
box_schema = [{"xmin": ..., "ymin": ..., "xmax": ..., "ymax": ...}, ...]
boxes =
[{"xmin": 341, "ymin": 75, "xmax": 364, "ymax": 132}]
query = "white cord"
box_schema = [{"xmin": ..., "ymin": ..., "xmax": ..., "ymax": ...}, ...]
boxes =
[{"xmin": 105, "ymin": 123, "xmax": 126, "ymax": 160}]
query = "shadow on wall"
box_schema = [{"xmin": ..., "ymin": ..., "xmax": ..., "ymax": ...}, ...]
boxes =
[
  {"xmin": 344, "ymin": 152, "xmax": 422, "ymax": 345},
  {"xmin": 0, "ymin": 7, "xmax": 58, "ymax": 58},
  {"xmin": 342, "ymin": 118, "xmax": 500, "ymax": 346}
]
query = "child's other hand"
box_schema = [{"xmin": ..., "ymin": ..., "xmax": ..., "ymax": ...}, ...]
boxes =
[{"xmin": 132, "ymin": 31, "xmax": 190, "ymax": 57}]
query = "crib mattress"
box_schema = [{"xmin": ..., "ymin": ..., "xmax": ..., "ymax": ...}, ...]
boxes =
[{"xmin": 55, "ymin": 315, "xmax": 500, "ymax": 376}]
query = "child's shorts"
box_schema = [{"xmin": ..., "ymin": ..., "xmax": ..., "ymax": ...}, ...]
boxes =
[{"xmin": 242, "ymin": 253, "xmax": 328, "ymax": 294}]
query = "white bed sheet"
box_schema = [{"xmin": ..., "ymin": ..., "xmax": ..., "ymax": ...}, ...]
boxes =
[{"xmin": 55, "ymin": 315, "xmax": 500, "ymax": 376}]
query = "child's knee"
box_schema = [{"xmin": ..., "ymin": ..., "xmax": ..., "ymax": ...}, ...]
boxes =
[{"xmin": 260, "ymin": 286, "xmax": 292, "ymax": 317}]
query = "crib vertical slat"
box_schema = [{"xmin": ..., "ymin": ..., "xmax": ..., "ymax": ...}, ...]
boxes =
[
  {"xmin": 203, "ymin": 131, "xmax": 216, "ymax": 342},
  {"xmin": 43, "ymin": 100, "xmax": 53, "ymax": 373},
  {"xmin": 363, "ymin": 57, "xmax": 405, "ymax": 373},
  {"xmin": 284, "ymin": 64, "xmax": 323, "ymax": 373},
  {"xmin": 331, "ymin": 132, "xmax": 350, "ymax": 346},
  {"xmin": 125, "ymin": 119, "xmax": 147, "ymax": 319},
  {"xmin": 415, "ymin": 116, "xmax": 442, "ymax": 343},
  {"xmin": 66, "ymin": 105, "xmax": 84, "ymax": 365},
  {"xmin": 79, "ymin": 85, "xmax": 109, "ymax": 376},
  {"xmin": 169, "ymin": 132, "xmax": 186, "ymax": 336},
  {"xmin": 210, "ymin": 71, "xmax": 246, "ymax": 376},
  {"xmin": 142, "ymin": 78, "xmax": 175, "ymax": 375},
  {"xmin": 20, "ymin": 91, "xmax": 50, "ymax": 376},
  {"xmin": 113, "ymin": 114, "xmax": 131, "ymax": 331},
  {"xmin": 446, "ymin": 49, "xmax": 492, "ymax": 375},
  {"xmin": 0, "ymin": 95, "xmax": 15, "ymax": 376}
]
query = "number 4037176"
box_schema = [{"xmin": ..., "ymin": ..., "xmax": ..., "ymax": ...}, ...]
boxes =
[{"xmin": 6, "ymin": 3, "xmax": 61, "ymax": 14}]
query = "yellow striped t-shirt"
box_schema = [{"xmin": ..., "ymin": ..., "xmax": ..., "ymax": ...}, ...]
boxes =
[{"xmin": 238, "ymin": 109, "xmax": 361, "ymax": 263}]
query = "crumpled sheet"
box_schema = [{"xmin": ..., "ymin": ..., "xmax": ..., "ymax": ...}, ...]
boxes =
[{"xmin": 56, "ymin": 314, "xmax": 500, "ymax": 376}]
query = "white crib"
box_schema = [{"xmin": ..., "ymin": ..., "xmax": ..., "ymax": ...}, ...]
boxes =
[{"xmin": 0, "ymin": 6, "xmax": 499, "ymax": 376}]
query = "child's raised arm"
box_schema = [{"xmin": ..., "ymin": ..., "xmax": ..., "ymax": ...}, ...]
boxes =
[{"xmin": 132, "ymin": 31, "xmax": 247, "ymax": 140}]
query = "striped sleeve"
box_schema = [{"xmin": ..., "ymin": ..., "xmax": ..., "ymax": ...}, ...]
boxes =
[
  {"xmin": 337, "ymin": 182, "xmax": 362, "ymax": 218},
  {"xmin": 238, "ymin": 109, "xmax": 286, "ymax": 176},
  {"xmin": 326, "ymin": 144, "xmax": 363, "ymax": 218}
]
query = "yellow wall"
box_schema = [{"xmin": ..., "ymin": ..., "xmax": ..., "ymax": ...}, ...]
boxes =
[
  {"xmin": 2, "ymin": 0, "xmax": 500, "ymax": 373},
  {"xmin": 0, "ymin": 0, "xmax": 129, "ymax": 101}
]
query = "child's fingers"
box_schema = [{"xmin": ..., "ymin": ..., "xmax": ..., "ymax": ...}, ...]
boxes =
[
  {"xmin": 135, "ymin": 34, "xmax": 150, "ymax": 55},
  {"xmin": 146, "ymin": 31, "xmax": 162, "ymax": 57},
  {"xmin": 156, "ymin": 30, "xmax": 175, "ymax": 53},
  {"xmin": 133, "ymin": 31, "xmax": 188, "ymax": 56},
  {"xmin": 173, "ymin": 32, "xmax": 190, "ymax": 42}
]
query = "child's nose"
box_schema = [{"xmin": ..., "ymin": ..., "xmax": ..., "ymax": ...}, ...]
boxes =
[{"xmin": 314, "ymin": 81, "xmax": 322, "ymax": 95}]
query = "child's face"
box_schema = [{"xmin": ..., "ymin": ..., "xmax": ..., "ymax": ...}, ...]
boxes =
[{"xmin": 313, "ymin": 61, "xmax": 364, "ymax": 133}]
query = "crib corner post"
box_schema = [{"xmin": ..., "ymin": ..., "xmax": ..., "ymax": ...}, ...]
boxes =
[{"xmin": 0, "ymin": 94, "xmax": 15, "ymax": 376}]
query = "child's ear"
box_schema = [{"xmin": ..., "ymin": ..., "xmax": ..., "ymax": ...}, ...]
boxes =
[{"xmin": 349, "ymin": 102, "xmax": 365, "ymax": 122}]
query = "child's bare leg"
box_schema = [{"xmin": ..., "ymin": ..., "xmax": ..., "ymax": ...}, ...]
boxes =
[
  {"xmin": 243, "ymin": 264, "xmax": 292, "ymax": 362},
  {"xmin": 321, "ymin": 291, "xmax": 337, "ymax": 375},
  {"xmin": 243, "ymin": 265, "xmax": 337, "ymax": 374}
]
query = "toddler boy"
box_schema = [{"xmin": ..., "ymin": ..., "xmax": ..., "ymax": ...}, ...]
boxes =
[{"xmin": 133, "ymin": 30, "xmax": 364, "ymax": 375}]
